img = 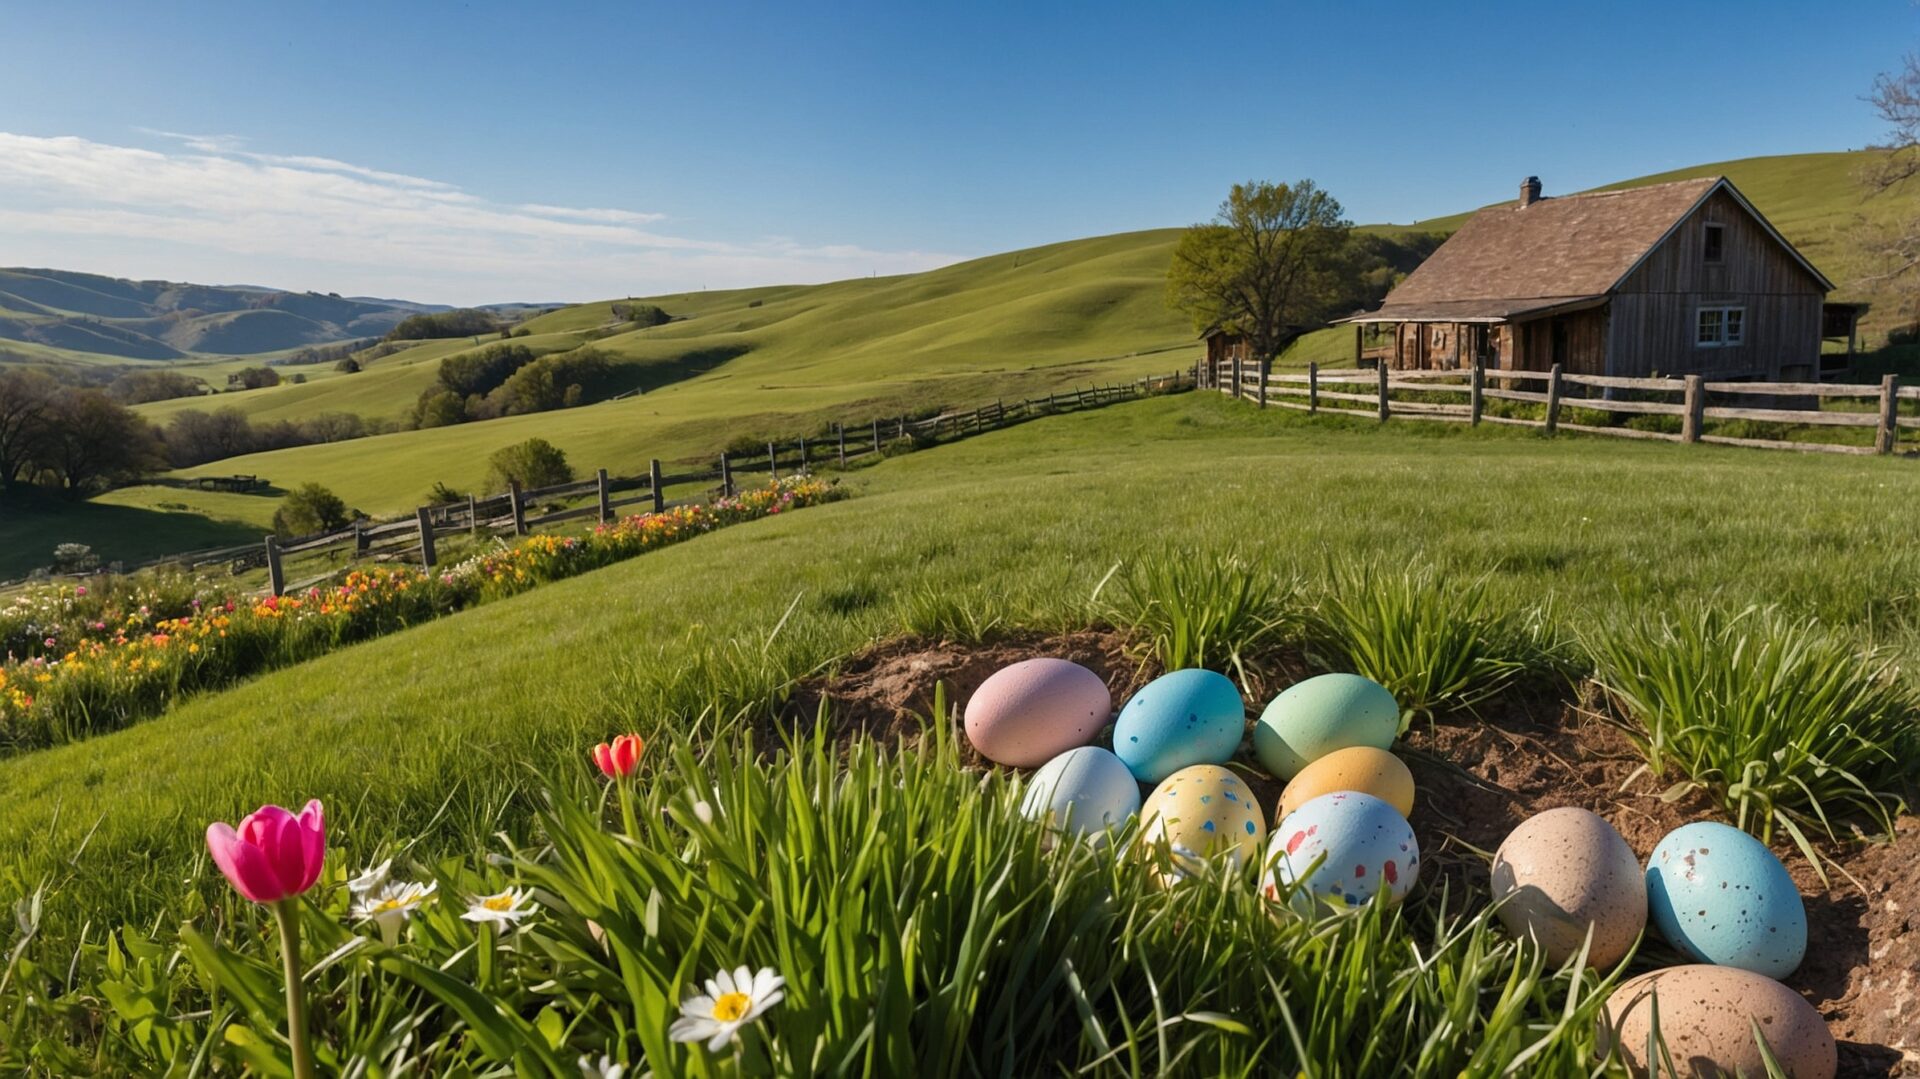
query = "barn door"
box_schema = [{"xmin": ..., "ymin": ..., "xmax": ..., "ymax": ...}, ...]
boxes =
[{"xmin": 1550, "ymin": 318, "xmax": 1570, "ymax": 368}]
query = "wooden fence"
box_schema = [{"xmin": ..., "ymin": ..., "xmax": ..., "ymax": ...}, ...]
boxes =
[
  {"xmin": 1199, "ymin": 357, "xmax": 1913, "ymax": 457},
  {"xmin": 7, "ymin": 372, "xmax": 1190, "ymax": 596}
]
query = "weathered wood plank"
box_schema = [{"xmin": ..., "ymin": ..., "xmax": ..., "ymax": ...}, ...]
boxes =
[
  {"xmin": 1700, "ymin": 434, "xmax": 1880, "ymax": 455},
  {"xmin": 1702, "ymin": 406, "xmax": 1878, "ymax": 427}
]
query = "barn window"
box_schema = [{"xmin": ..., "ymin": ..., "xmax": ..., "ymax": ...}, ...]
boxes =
[
  {"xmin": 1695, "ymin": 305, "xmax": 1745, "ymax": 347},
  {"xmin": 1703, "ymin": 223, "xmax": 1725, "ymax": 263}
]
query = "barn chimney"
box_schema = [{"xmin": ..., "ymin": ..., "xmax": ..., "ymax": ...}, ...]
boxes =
[{"xmin": 1519, "ymin": 176, "xmax": 1542, "ymax": 208}]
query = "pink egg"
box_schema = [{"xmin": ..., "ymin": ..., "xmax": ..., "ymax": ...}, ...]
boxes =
[{"xmin": 964, "ymin": 659, "xmax": 1112, "ymax": 767}]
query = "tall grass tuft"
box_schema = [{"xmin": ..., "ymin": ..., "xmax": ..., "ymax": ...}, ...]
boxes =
[
  {"xmin": 1102, "ymin": 550, "xmax": 1299, "ymax": 695},
  {"xmin": 1588, "ymin": 604, "xmax": 1919, "ymax": 858},
  {"xmin": 1305, "ymin": 563, "xmax": 1549, "ymax": 723}
]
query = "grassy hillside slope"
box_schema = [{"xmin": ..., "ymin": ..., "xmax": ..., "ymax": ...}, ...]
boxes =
[{"xmin": 5, "ymin": 392, "xmax": 1916, "ymax": 928}]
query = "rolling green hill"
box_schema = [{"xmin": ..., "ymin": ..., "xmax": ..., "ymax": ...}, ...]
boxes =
[{"xmin": 15, "ymin": 150, "xmax": 1919, "ymax": 575}]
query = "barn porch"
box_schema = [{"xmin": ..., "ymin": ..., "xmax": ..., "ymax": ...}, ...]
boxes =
[{"xmin": 1338, "ymin": 296, "xmax": 1610, "ymax": 374}]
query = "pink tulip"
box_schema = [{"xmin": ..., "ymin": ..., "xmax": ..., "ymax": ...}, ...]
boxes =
[{"xmin": 206, "ymin": 800, "xmax": 326, "ymax": 903}]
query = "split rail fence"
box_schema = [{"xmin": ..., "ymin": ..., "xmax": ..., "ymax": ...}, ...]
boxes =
[
  {"xmin": 12, "ymin": 372, "xmax": 1190, "ymax": 596},
  {"xmin": 1200, "ymin": 357, "xmax": 1913, "ymax": 457}
]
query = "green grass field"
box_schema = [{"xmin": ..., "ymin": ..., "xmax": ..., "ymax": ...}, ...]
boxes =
[{"xmin": 4, "ymin": 392, "xmax": 1915, "ymax": 1073}]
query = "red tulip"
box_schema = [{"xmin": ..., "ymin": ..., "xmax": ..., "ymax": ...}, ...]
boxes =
[
  {"xmin": 206, "ymin": 800, "xmax": 326, "ymax": 904},
  {"xmin": 593, "ymin": 733, "xmax": 645, "ymax": 779}
]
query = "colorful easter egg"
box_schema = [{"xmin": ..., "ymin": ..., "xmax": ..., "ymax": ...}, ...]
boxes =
[
  {"xmin": 1599, "ymin": 965, "xmax": 1835, "ymax": 1079},
  {"xmin": 964, "ymin": 658, "xmax": 1111, "ymax": 767},
  {"xmin": 1276, "ymin": 746, "xmax": 1414, "ymax": 822},
  {"xmin": 1112, "ymin": 669, "xmax": 1245, "ymax": 784},
  {"xmin": 1263, "ymin": 791, "xmax": 1418, "ymax": 909},
  {"xmin": 1139, "ymin": 765, "xmax": 1265, "ymax": 883},
  {"xmin": 1253, "ymin": 673, "xmax": 1399, "ymax": 780},
  {"xmin": 1020, "ymin": 746, "xmax": 1141, "ymax": 840},
  {"xmin": 1645, "ymin": 821, "xmax": 1805, "ymax": 979},
  {"xmin": 1491, "ymin": 807, "xmax": 1646, "ymax": 969}
]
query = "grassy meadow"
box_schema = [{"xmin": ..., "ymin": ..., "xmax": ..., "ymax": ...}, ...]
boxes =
[{"xmin": 3, "ymin": 391, "xmax": 1916, "ymax": 1072}]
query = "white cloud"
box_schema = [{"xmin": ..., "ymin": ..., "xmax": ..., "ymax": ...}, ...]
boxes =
[{"xmin": 0, "ymin": 131, "xmax": 960, "ymax": 304}]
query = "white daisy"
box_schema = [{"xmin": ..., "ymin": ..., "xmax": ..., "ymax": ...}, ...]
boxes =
[
  {"xmin": 577, "ymin": 1053, "xmax": 626, "ymax": 1079},
  {"xmin": 346, "ymin": 858, "xmax": 393, "ymax": 897},
  {"xmin": 669, "ymin": 965, "xmax": 785, "ymax": 1052},
  {"xmin": 461, "ymin": 887, "xmax": 537, "ymax": 927},
  {"xmin": 351, "ymin": 879, "xmax": 437, "ymax": 942}
]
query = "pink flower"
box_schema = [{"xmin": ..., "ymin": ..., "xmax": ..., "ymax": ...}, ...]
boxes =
[
  {"xmin": 74, "ymin": 586, "xmax": 87, "ymax": 597},
  {"xmin": 593, "ymin": 733, "xmax": 646, "ymax": 779},
  {"xmin": 206, "ymin": 800, "xmax": 327, "ymax": 903}
]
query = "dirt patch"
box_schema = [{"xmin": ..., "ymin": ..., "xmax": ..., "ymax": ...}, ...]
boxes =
[{"xmin": 786, "ymin": 635, "xmax": 1920, "ymax": 1076}]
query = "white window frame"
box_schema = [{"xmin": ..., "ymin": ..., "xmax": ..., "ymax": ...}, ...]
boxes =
[{"xmin": 1695, "ymin": 304, "xmax": 1745, "ymax": 348}]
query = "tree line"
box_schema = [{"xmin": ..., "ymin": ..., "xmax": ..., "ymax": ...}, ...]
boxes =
[{"xmin": 410, "ymin": 344, "xmax": 616, "ymax": 427}]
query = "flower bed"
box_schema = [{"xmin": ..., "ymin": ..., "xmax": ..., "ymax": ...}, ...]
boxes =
[{"xmin": 0, "ymin": 477, "xmax": 841, "ymax": 754}]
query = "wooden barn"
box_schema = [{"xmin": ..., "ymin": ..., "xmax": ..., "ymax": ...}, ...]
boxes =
[{"xmin": 1340, "ymin": 176, "xmax": 1859, "ymax": 382}]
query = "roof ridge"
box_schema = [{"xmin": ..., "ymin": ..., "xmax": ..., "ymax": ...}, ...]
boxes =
[{"xmin": 1516, "ymin": 175, "xmax": 1721, "ymax": 207}]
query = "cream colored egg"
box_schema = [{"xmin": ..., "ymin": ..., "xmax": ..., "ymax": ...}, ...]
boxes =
[
  {"xmin": 1139, "ymin": 765, "xmax": 1265, "ymax": 884},
  {"xmin": 1599, "ymin": 965, "xmax": 1835, "ymax": 1079},
  {"xmin": 1275, "ymin": 745, "xmax": 1414, "ymax": 822},
  {"xmin": 1491, "ymin": 807, "xmax": 1646, "ymax": 969}
]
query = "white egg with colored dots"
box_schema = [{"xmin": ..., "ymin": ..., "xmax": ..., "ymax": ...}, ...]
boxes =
[
  {"xmin": 1138, "ymin": 765, "xmax": 1265, "ymax": 884},
  {"xmin": 1263, "ymin": 791, "xmax": 1418, "ymax": 910}
]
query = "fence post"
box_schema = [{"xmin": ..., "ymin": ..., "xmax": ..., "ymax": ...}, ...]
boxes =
[
  {"xmin": 1470, "ymin": 364, "xmax": 1485, "ymax": 426},
  {"xmin": 897, "ymin": 417, "xmax": 906, "ymax": 440},
  {"xmin": 1682, "ymin": 375, "xmax": 1705, "ymax": 444},
  {"xmin": 265, "ymin": 535, "xmax": 285, "ymax": 597},
  {"xmin": 595, "ymin": 468, "xmax": 612, "ymax": 523},
  {"xmin": 1308, "ymin": 362, "xmax": 1319, "ymax": 414},
  {"xmin": 1231, "ymin": 354, "xmax": 1243, "ymax": 399},
  {"xmin": 836, "ymin": 422, "xmax": 847, "ymax": 465},
  {"xmin": 769, "ymin": 441, "xmax": 779, "ymax": 479},
  {"xmin": 415, "ymin": 507, "xmax": 436, "ymax": 570},
  {"xmin": 719, "ymin": 451, "xmax": 733, "ymax": 496},
  {"xmin": 1544, "ymin": 363, "xmax": 1564, "ymax": 436},
  {"xmin": 872, "ymin": 417, "xmax": 882, "ymax": 453},
  {"xmin": 1877, "ymin": 374, "xmax": 1901, "ymax": 454},
  {"xmin": 354, "ymin": 521, "xmax": 370, "ymax": 557},
  {"xmin": 650, "ymin": 458, "xmax": 666, "ymax": 511},
  {"xmin": 1376, "ymin": 362, "xmax": 1390, "ymax": 422},
  {"xmin": 508, "ymin": 481, "xmax": 527, "ymax": 536},
  {"xmin": 466, "ymin": 493, "xmax": 478, "ymax": 537},
  {"xmin": 798, "ymin": 436, "xmax": 809, "ymax": 473},
  {"xmin": 1258, "ymin": 359, "xmax": 1270, "ymax": 408}
]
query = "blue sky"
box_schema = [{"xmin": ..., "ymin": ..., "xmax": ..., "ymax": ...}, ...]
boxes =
[{"xmin": 0, "ymin": 1, "xmax": 1912, "ymax": 303}]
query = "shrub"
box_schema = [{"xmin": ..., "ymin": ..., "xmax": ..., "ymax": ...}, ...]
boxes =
[
  {"xmin": 384, "ymin": 309, "xmax": 500, "ymax": 342},
  {"xmin": 335, "ymin": 357, "xmax": 362, "ymax": 373},
  {"xmin": 272, "ymin": 483, "xmax": 351, "ymax": 537},
  {"xmin": 487, "ymin": 438, "xmax": 572, "ymax": 491},
  {"xmin": 50, "ymin": 543, "xmax": 98, "ymax": 573},
  {"xmin": 231, "ymin": 366, "xmax": 280, "ymax": 390},
  {"xmin": 1587, "ymin": 605, "xmax": 1920, "ymax": 859}
]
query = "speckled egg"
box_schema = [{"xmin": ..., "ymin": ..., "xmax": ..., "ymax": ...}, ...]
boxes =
[
  {"xmin": 1263, "ymin": 791, "xmax": 1418, "ymax": 909},
  {"xmin": 1139, "ymin": 765, "xmax": 1265, "ymax": 883},
  {"xmin": 1112, "ymin": 669, "xmax": 1245, "ymax": 784},
  {"xmin": 964, "ymin": 658, "xmax": 1111, "ymax": 768},
  {"xmin": 1645, "ymin": 821, "xmax": 1805, "ymax": 979},
  {"xmin": 1490, "ymin": 808, "xmax": 1646, "ymax": 969},
  {"xmin": 1599, "ymin": 965, "xmax": 1835, "ymax": 1079},
  {"xmin": 1253, "ymin": 673, "xmax": 1400, "ymax": 780},
  {"xmin": 1276, "ymin": 746, "xmax": 1414, "ymax": 822},
  {"xmin": 1020, "ymin": 746, "xmax": 1142, "ymax": 840}
]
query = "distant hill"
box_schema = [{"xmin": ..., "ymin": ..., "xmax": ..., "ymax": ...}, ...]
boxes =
[{"xmin": 0, "ymin": 268, "xmax": 545, "ymax": 362}]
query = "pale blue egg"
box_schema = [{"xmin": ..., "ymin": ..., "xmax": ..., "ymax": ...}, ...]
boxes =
[
  {"xmin": 1112, "ymin": 669, "xmax": 1245, "ymax": 784},
  {"xmin": 1020, "ymin": 746, "xmax": 1142, "ymax": 839},
  {"xmin": 1645, "ymin": 821, "xmax": 1806, "ymax": 979}
]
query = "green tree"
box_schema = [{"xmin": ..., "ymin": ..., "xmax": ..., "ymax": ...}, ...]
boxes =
[
  {"xmin": 486, "ymin": 437, "xmax": 573, "ymax": 491},
  {"xmin": 272, "ymin": 483, "xmax": 351, "ymax": 537},
  {"xmin": 1166, "ymin": 179, "xmax": 1357, "ymax": 365},
  {"xmin": 38, "ymin": 389, "xmax": 163, "ymax": 494}
]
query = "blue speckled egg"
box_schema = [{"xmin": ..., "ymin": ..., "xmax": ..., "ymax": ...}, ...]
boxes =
[
  {"xmin": 1139, "ymin": 764, "xmax": 1265, "ymax": 884},
  {"xmin": 1263, "ymin": 791, "xmax": 1418, "ymax": 910},
  {"xmin": 1020, "ymin": 746, "xmax": 1142, "ymax": 840},
  {"xmin": 1112, "ymin": 669, "xmax": 1245, "ymax": 783},
  {"xmin": 1645, "ymin": 821, "xmax": 1805, "ymax": 979}
]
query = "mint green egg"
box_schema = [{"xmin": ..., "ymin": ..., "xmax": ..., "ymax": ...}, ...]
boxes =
[{"xmin": 1253, "ymin": 674, "xmax": 1399, "ymax": 780}]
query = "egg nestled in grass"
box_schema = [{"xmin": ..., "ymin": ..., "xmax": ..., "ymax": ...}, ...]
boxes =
[
  {"xmin": 963, "ymin": 658, "xmax": 1111, "ymax": 767},
  {"xmin": 1491, "ymin": 807, "xmax": 1645, "ymax": 969},
  {"xmin": 1253, "ymin": 673, "xmax": 1399, "ymax": 780},
  {"xmin": 1139, "ymin": 764, "xmax": 1265, "ymax": 884},
  {"xmin": 1263, "ymin": 790, "xmax": 1418, "ymax": 910},
  {"xmin": 1112, "ymin": 669, "xmax": 1245, "ymax": 784},
  {"xmin": 1275, "ymin": 745, "xmax": 1414, "ymax": 822},
  {"xmin": 1644, "ymin": 821, "xmax": 1805, "ymax": 979},
  {"xmin": 1020, "ymin": 746, "xmax": 1141, "ymax": 840}
]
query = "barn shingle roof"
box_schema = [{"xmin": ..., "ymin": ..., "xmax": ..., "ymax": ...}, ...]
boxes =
[{"xmin": 1362, "ymin": 177, "xmax": 1723, "ymax": 321}]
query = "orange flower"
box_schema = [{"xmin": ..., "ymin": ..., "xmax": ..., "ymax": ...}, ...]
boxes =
[{"xmin": 592, "ymin": 733, "xmax": 645, "ymax": 779}]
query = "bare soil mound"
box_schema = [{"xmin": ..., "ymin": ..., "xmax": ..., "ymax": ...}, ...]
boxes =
[{"xmin": 785, "ymin": 633, "xmax": 1920, "ymax": 1077}]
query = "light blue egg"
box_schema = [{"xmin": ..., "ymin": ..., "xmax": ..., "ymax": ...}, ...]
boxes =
[
  {"xmin": 1021, "ymin": 746, "xmax": 1142, "ymax": 839},
  {"xmin": 1111, "ymin": 669, "xmax": 1245, "ymax": 784},
  {"xmin": 1645, "ymin": 821, "xmax": 1805, "ymax": 979},
  {"xmin": 1263, "ymin": 790, "xmax": 1418, "ymax": 910}
]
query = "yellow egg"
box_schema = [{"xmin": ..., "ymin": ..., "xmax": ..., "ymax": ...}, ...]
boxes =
[
  {"xmin": 1139, "ymin": 765, "xmax": 1265, "ymax": 884},
  {"xmin": 1275, "ymin": 746, "xmax": 1414, "ymax": 823}
]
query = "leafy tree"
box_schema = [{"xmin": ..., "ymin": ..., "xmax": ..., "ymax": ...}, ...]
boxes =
[
  {"xmin": 163, "ymin": 408, "xmax": 257, "ymax": 467},
  {"xmin": 107, "ymin": 370, "xmax": 204, "ymax": 404},
  {"xmin": 38, "ymin": 389, "xmax": 163, "ymax": 494},
  {"xmin": 437, "ymin": 344, "xmax": 535, "ymax": 398},
  {"xmin": 385, "ymin": 309, "xmax": 501, "ymax": 342},
  {"xmin": 289, "ymin": 373, "xmax": 308, "ymax": 384},
  {"xmin": 616, "ymin": 303, "xmax": 672, "ymax": 327},
  {"xmin": 232, "ymin": 366, "xmax": 281, "ymax": 390},
  {"xmin": 1166, "ymin": 179, "xmax": 1357, "ymax": 365},
  {"xmin": 489, "ymin": 349, "xmax": 612, "ymax": 415},
  {"xmin": 0, "ymin": 368, "xmax": 57, "ymax": 487},
  {"xmin": 335, "ymin": 357, "xmax": 362, "ymax": 373},
  {"xmin": 486, "ymin": 438, "xmax": 573, "ymax": 491},
  {"xmin": 272, "ymin": 483, "xmax": 351, "ymax": 537},
  {"xmin": 412, "ymin": 390, "xmax": 468, "ymax": 429}
]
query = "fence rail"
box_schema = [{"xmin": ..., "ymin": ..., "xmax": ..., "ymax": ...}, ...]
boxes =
[
  {"xmin": 5, "ymin": 371, "xmax": 1191, "ymax": 595},
  {"xmin": 1199, "ymin": 356, "xmax": 1910, "ymax": 458}
]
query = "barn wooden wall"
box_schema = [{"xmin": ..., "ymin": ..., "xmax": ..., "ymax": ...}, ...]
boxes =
[{"xmin": 1607, "ymin": 189, "xmax": 1827, "ymax": 378}]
